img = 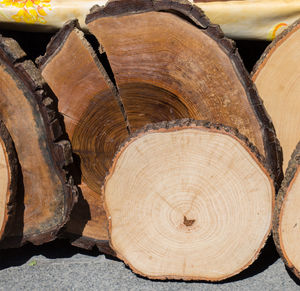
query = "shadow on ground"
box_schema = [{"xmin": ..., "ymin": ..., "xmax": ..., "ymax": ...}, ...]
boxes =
[
  {"xmin": 1, "ymin": 235, "xmax": 279, "ymax": 284},
  {"xmin": 0, "ymin": 239, "xmax": 99, "ymax": 271}
]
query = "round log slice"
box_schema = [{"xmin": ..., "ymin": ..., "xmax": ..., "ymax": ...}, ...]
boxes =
[
  {"xmin": 0, "ymin": 120, "xmax": 18, "ymax": 241},
  {"xmin": 273, "ymin": 142, "xmax": 300, "ymax": 279},
  {"xmin": 0, "ymin": 36, "xmax": 77, "ymax": 247},
  {"xmin": 103, "ymin": 120, "xmax": 275, "ymax": 281},
  {"xmin": 252, "ymin": 19, "xmax": 300, "ymax": 171}
]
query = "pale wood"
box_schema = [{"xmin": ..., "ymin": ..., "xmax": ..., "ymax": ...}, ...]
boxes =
[
  {"xmin": 103, "ymin": 120, "xmax": 275, "ymax": 281},
  {"xmin": 252, "ymin": 20, "xmax": 300, "ymax": 172},
  {"xmin": 273, "ymin": 142, "xmax": 300, "ymax": 279},
  {"xmin": 280, "ymin": 169, "xmax": 300, "ymax": 271},
  {"xmin": 0, "ymin": 137, "xmax": 9, "ymax": 235}
]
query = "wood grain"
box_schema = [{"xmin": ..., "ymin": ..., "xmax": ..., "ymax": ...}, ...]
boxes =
[
  {"xmin": 252, "ymin": 19, "xmax": 300, "ymax": 172},
  {"xmin": 37, "ymin": 20, "xmax": 128, "ymax": 252},
  {"xmin": 273, "ymin": 142, "xmax": 300, "ymax": 279},
  {"xmin": 86, "ymin": 0, "xmax": 282, "ymax": 189},
  {"xmin": 103, "ymin": 119, "xmax": 275, "ymax": 281},
  {"xmin": 38, "ymin": 0, "xmax": 282, "ymax": 253}
]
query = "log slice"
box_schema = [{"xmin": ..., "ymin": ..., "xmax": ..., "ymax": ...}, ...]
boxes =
[
  {"xmin": 273, "ymin": 142, "xmax": 300, "ymax": 279},
  {"xmin": 252, "ymin": 19, "xmax": 300, "ymax": 172},
  {"xmin": 0, "ymin": 120, "xmax": 18, "ymax": 241},
  {"xmin": 0, "ymin": 36, "xmax": 77, "ymax": 247},
  {"xmin": 103, "ymin": 119, "xmax": 275, "ymax": 280}
]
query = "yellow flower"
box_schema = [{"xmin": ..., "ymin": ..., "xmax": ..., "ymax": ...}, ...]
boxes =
[{"xmin": 0, "ymin": 0, "xmax": 51, "ymax": 24}]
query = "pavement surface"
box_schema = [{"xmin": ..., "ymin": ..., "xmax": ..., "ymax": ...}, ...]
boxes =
[{"xmin": 0, "ymin": 238, "xmax": 299, "ymax": 290}]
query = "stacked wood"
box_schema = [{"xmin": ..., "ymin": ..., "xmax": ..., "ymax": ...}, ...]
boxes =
[
  {"xmin": 103, "ymin": 120, "xmax": 275, "ymax": 280},
  {"xmin": 35, "ymin": 0, "xmax": 282, "ymax": 279},
  {"xmin": 0, "ymin": 36, "xmax": 78, "ymax": 248},
  {"xmin": 273, "ymin": 142, "xmax": 300, "ymax": 279}
]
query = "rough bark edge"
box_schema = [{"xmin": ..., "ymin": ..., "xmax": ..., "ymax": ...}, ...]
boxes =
[
  {"xmin": 0, "ymin": 36, "xmax": 78, "ymax": 246},
  {"xmin": 102, "ymin": 118, "xmax": 275, "ymax": 281},
  {"xmin": 35, "ymin": 19, "xmax": 116, "ymax": 94},
  {"xmin": 36, "ymin": 19, "xmax": 131, "ymax": 134},
  {"xmin": 252, "ymin": 19, "xmax": 300, "ymax": 81},
  {"xmin": 273, "ymin": 142, "xmax": 300, "ymax": 279},
  {"xmin": 0, "ymin": 120, "xmax": 19, "ymax": 242},
  {"xmin": 35, "ymin": 20, "xmax": 127, "ymax": 254},
  {"xmin": 85, "ymin": 0, "xmax": 283, "ymax": 190},
  {"xmin": 36, "ymin": 19, "xmax": 79, "ymax": 69}
]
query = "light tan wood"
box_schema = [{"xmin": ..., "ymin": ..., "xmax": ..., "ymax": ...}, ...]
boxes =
[
  {"xmin": 0, "ymin": 138, "xmax": 8, "ymax": 234},
  {"xmin": 103, "ymin": 121, "xmax": 274, "ymax": 281},
  {"xmin": 252, "ymin": 21, "xmax": 300, "ymax": 171},
  {"xmin": 273, "ymin": 142, "xmax": 300, "ymax": 278},
  {"xmin": 279, "ymin": 168, "xmax": 300, "ymax": 271}
]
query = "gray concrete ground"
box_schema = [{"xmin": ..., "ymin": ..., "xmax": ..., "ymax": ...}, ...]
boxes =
[{"xmin": 0, "ymin": 239, "xmax": 299, "ymax": 290}]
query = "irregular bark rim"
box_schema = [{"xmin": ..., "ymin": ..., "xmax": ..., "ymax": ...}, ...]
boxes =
[
  {"xmin": 252, "ymin": 19, "xmax": 300, "ymax": 81},
  {"xmin": 0, "ymin": 120, "xmax": 19, "ymax": 242},
  {"xmin": 273, "ymin": 142, "xmax": 300, "ymax": 279},
  {"xmin": 102, "ymin": 118, "xmax": 275, "ymax": 281},
  {"xmin": 36, "ymin": 19, "xmax": 131, "ymax": 135},
  {"xmin": 0, "ymin": 35, "xmax": 78, "ymax": 246}
]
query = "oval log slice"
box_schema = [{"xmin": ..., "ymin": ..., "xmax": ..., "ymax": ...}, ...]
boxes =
[
  {"xmin": 103, "ymin": 119, "xmax": 275, "ymax": 280},
  {"xmin": 252, "ymin": 19, "xmax": 300, "ymax": 172},
  {"xmin": 37, "ymin": 20, "xmax": 129, "ymax": 254},
  {"xmin": 0, "ymin": 120, "xmax": 18, "ymax": 242},
  {"xmin": 86, "ymin": 0, "xmax": 282, "ymax": 188},
  {"xmin": 0, "ymin": 36, "xmax": 77, "ymax": 247},
  {"xmin": 273, "ymin": 142, "xmax": 300, "ymax": 279}
]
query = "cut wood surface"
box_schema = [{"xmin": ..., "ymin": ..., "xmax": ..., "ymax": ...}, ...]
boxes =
[
  {"xmin": 0, "ymin": 120, "xmax": 18, "ymax": 242},
  {"xmin": 86, "ymin": 0, "xmax": 282, "ymax": 187},
  {"xmin": 0, "ymin": 36, "xmax": 77, "ymax": 247},
  {"xmin": 273, "ymin": 142, "xmax": 300, "ymax": 279},
  {"xmin": 252, "ymin": 19, "xmax": 300, "ymax": 172},
  {"xmin": 103, "ymin": 120, "xmax": 275, "ymax": 281},
  {"xmin": 37, "ymin": 20, "xmax": 128, "ymax": 253},
  {"xmin": 38, "ymin": 0, "xmax": 282, "ymax": 253}
]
